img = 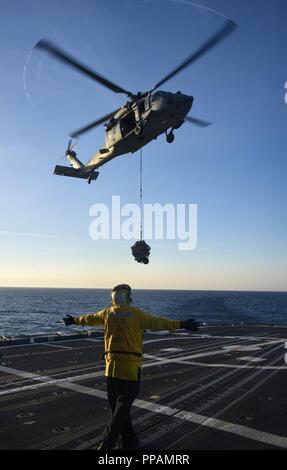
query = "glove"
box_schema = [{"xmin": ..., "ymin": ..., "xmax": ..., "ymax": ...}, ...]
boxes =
[
  {"xmin": 180, "ymin": 319, "xmax": 199, "ymax": 332},
  {"xmin": 62, "ymin": 315, "xmax": 76, "ymax": 326}
]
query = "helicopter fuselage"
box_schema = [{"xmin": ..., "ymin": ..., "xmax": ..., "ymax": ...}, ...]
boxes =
[
  {"xmin": 39, "ymin": 21, "xmax": 236, "ymax": 182},
  {"xmin": 85, "ymin": 90, "xmax": 193, "ymax": 169}
]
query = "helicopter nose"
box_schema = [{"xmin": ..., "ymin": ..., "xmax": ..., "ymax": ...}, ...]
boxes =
[
  {"xmin": 182, "ymin": 94, "xmax": 193, "ymax": 111},
  {"xmin": 184, "ymin": 95, "xmax": 193, "ymax": 105},
  {"xmin": 177, "ymin": 93, "xmax": 193, "ymax": 104}
]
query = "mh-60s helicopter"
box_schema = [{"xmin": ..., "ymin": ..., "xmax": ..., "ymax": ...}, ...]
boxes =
[{"xmin": 36, "ymin": 19, "xmax": 236, "ymax": 183}]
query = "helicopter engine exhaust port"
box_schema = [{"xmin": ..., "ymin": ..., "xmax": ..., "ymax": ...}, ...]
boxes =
[{"xmin": 166, "ymin": 130, "xmax": 175, "ymax": 143}]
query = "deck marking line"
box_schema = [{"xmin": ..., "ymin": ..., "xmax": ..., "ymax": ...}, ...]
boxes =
[
  {"xmin": 1, "ymin": 360, "xmax": 287, "ymax": 449},
  {"xmin": 237, "ymin": 356, "xmax": 265, "ymax": 363},
  {"xmin": 42, "ymin": 343, "xmax": 72, "ymax": 350},
  {"xmin": 0, "ymin": 367, "xmax": 104, "ymax": 396},
  {"xmin": 1, "ymin": 340, "xmax": 286, "ymax": 396}
]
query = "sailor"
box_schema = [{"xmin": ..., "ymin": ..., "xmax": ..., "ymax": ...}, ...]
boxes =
[{"xmin": 62, "ymin": 284, "xmax": 199, "ymax": 449}]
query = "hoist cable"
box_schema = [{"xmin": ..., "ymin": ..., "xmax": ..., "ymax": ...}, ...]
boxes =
[{"xmin": 140, "ymin": 147, "xmax": 143, "ymax": 241}]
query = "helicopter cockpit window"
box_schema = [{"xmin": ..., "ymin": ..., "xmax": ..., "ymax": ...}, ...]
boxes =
[
  {"xmin": 151, "ymin": 91, "xmax": 166, "ymax": 102},
  {"xmin": 151, "ymin": 93, "xmax": 158, "ymax": 103},
  {"xmin": 106, "ymin": 117, "xmax": 115, "ymax": 131},
  {"xmin": 120, "ymin": 111, "xmax": 136, "ymax": 138}
]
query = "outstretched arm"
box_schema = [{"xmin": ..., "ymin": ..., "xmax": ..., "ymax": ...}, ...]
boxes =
[
  {"xmin": 138, "ymin": 310, "xmax": 199, "ymax": 332},
  {"xmin": 62, "ymin": 309, "xmax": 106, "ymax": 327}
]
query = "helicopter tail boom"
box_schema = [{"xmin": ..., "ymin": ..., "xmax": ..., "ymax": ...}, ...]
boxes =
[{"xmin": 66, "ymin": 152, "xmax": 84, "ymax": 169}]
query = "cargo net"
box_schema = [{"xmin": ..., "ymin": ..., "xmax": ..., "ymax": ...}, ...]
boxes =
[{"xmin": 131, "ymin": 240, "xmax": 151, "ymax": 264}]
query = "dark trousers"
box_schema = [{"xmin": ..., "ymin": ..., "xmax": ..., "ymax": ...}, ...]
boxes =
[{"xmin": 101, "ymin": 371, "xmax": 141, "ymax": 448}]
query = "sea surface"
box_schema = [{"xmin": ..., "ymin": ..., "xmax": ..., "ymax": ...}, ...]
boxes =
[{"xmin": 0, "ymin": 288, "xmax": 286, "ymax": 337}]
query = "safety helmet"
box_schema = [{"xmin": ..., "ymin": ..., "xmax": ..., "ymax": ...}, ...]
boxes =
[{"xmin": 111, "ymin": 284, "xmax": 132, "ymax": 306}]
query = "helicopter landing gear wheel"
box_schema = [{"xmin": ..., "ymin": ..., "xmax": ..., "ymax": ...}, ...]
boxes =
[{"xmin": 166, "ymin": 130, "xmax": 174, "ymax": 143}]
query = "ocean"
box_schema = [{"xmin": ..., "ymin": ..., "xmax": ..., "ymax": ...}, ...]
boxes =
[{"xmin": 0, "ymin": 288, "xmax": 286, "ymax": 337}]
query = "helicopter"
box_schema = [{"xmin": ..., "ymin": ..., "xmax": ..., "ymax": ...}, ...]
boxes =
[{"xmin": 35, "ymin": 19, "xmax": 236, "ymax": 184}]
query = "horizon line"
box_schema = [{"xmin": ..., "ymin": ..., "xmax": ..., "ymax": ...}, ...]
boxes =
[{"xmin": 0, "ymin": 285, "xmax": 286, "ymax": 294}]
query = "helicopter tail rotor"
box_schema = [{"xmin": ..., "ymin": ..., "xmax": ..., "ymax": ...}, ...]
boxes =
[
  {"xmin": 55, "ymin": 139, "xmax": 98, "ymax": 181},
  {"xmin": 64, "ymin": 139, "xmax": 84, "ymax": 169},
  {"xmin": 65, "ymin": 138, "xmax": 77, "ymax": 154}
]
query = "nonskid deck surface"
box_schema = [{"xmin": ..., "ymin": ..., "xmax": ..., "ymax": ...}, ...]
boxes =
[{"xmin": 0, "ymin": 325, "xmax": 287, "ymax": 450}]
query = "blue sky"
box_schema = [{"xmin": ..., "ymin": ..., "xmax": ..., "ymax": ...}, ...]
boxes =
[{"xmin": 0, "ymin": 0, "xmax": 286, "ymax": 290}]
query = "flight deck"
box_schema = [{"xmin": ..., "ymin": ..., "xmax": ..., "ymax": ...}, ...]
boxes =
[{"xmin": 0, "ymin": 325, "xmax": 286, "ymax": 450}]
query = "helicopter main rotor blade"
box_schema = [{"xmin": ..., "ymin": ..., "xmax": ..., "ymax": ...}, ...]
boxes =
[
  {"xmin": 70, "ymin": 108, "xmax": 120, "ymax": 139},
  {"xmin": 185, "ymin": 116, "xmax": 212, "ymax": 127},
  {"xmin": 35, "ymin": 39, "xmax": 133, "ymax": 97},
  {"xmin": 152, "ymin": 19, "xmax": 237, "ymax": 91}
]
